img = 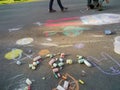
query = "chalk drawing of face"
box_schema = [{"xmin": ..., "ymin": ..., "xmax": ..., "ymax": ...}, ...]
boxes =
[{"xmin": 87, "ymin": 52, "xmax": 120, "ymax": 75}]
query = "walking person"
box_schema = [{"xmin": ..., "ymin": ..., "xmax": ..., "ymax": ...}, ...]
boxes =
[
  {"xmin": 49, "ymin": 0, "xmax": 68, "ymax": 13},
  {"xmin": 87, "ymin": 0, "xmax": 109, "ymax": 11}
]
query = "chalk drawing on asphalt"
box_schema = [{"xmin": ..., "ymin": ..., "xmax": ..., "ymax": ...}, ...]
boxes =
[
  {"xmin": 4, "ymin": 48, "xmax": 23, "ymax": 60},
  {"xmin": 80, "ymin": 13, "xmax": 120, "ymax": 25},
  {"xmin": 74, "ymin": 43, "xmax": 85, "ymax": 49},
  {"xmin": 33, "ymin": 22, "xmax": 42, "ymax": 26},
  {"xmin": 43, "ymin": 31, "xmax": 57, "ymax": 37},
  {"xmin": 16, "ymin": 37, "xmax": 34, "ymax": 45},
  {"xmin": 63, "ymin": 26, "xmax": 89, "ymax": 37},
  {"xmin": 40, "ymin": 43, "xmax": 58, "ymax": 47},
  {"xmin": 46, "ymin": 37, "xmax": 52, "ymax": 41},
  {"xmin": 9, "ymin": 52, "xmax": 34, "ymax": 64},
  {"xmin": 38, "ymin": 49, "xmax": 50, "ymax": 56},
  {"xmin": 8, "ymin": 25, "xmax": 23, "ymax": 32},
  {"xmin": 6, "ymin": 74, "xmax": 27, "ymax": 90},
  {"xmin": 44, "ymin": 17, "xmax": 80, "ymax": 27},
  {"xmin": 5, "ymin": 47, "xmax": 34, "ymax": 64},
  {"xmin": 91, "ymin": 35, "xmax": 104, "ymax": 38},
  {"xmin": 87, "ymin": 52, "xmax": 120, "ymax": 75},
  {"xmin": 57, "ymin": 44, "xmax": 73, "ymax": 48}
]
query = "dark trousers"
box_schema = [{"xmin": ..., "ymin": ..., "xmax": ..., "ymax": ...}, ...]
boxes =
[
  {"xmin": 87, "ymin": 0, "xmax": 99, "ymax": 6},
  {"xmin": 49, "ymin": 0, "xmax": 64, "ymax": 10},
  {"xmin": 87, "ymin": 0, "xmax": 104, "ymax": 6}
]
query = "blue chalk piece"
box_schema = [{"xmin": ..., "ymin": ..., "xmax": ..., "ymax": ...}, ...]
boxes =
[{"xmin": 104, "ymin": 30, "xmax": 112, "ymax": 35}]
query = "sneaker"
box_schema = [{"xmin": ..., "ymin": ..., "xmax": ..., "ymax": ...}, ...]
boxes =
[
  {"xmin": 98, "ymin": 4, "xmax": 103, "ymax": 11},
  {"xmin": 49, "ymin": 9, "xmax": 56, "ymax": 13},
  {"xmin": 89, "ymin": 4, "xmax": 95, "ymax": 9},
  {"xmin": 61, "ymin": 7, "xmax": 68, "ymax": 12}
]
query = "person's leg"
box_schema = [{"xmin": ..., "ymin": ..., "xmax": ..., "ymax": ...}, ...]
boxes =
[
  {"xmin": 98, "ymin": 0, "xmax": 104, "ymax": 11},
  {"xmin": 87, "ymin": 0, "xmax": 94, "ymax": 10},
  {"xmin": 93, "ymin": 0, "xmax": 99, "ymax": 7},
  {"xmin": 99, "ymin": 0, "xmax": 104, "ymax": 5},
  {"xmin": 57, "ymin": 0, "xmax": 68, "ymax": 11},
  {"xmin": 49, "ymin": 0, "xmax": 53, "ymax": 10},
  {"xmin": 87, "ymin": 0, "xmax": 92, "ymax": 6},
  {"xmin": 49, "ymin": 0, "xmax": 56, "ymax": 12}
]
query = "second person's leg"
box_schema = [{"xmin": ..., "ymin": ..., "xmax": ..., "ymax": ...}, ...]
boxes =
[
  {"xmin": 57, "ymin": 0, "xmax": 68, "ymax": 11},
  {"xmin": 98, "ymin": 0, "xmax": 104, "ymax": 11},
  {"xmin": 49, "ymin": 0, "xmax": 56, "ymax": 12}
]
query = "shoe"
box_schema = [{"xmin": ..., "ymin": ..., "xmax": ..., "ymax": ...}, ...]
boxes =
[
  {"xmin": 49, "ymin": 9, "xmax": 56, "ymax": 13},
  {"xmin": 98, "ymin": 4, "xmax": 103, "ymax": 11},
  {"xmin": 61, "ymin": 7, "xmax": 68, "ymax": 12},
  {"xmin": 87, "ymin": 4, "xmax": 94, "ymax": 10}
]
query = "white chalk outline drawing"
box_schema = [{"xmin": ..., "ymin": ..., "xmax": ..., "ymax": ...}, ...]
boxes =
[
  {"xmin": 33, "ymin": 22, "xmax": 43, "ymax": 26},
  {"xmin": 8, "ymin": 74, "xmax": 24, "ymax": 80},
  {"xmin": 8, "ymin": 25, "xmax": 23, "ymax": 32},
  {"xmin": 87, "ymin": 52, "xmax": 120, "ymax": 75},
  {"xmin": 6, "ymin": 74, "xmax": 27, "ymax": 90}
]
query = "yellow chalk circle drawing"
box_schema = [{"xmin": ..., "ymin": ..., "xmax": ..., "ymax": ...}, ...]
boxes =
[
  {"xmin": 4, "ymin": 49, "xmax": 23, "ymax": 60},
  {"xmin": 16, "ymin": 38, "xmax": 33, "ymax": 45},
  {"xmin": 38, "ymin": 49, "xmax": 50, "ymax": 56}
]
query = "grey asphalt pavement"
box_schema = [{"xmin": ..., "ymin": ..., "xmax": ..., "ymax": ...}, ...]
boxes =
[{"xmin": 0, "ymin": 0, "xmax": 120, "ymax": 90}]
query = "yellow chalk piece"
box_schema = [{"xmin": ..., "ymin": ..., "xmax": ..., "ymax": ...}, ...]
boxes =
[
  {"xmin": 66, "ymin": 59, "xmax": 73, "ymax": 64},
  {"xmin": 78, "ymin": 79, "xmax": 85, "ymax": 85},
  {"xmin": 4, "ymin": 49, "xmax": 23, "ymax": 60}
]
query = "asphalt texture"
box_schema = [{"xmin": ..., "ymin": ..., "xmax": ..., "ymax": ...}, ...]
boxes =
[{"xmin": 0, "ymin": 0, "xmax": 120, "ymax": 90}]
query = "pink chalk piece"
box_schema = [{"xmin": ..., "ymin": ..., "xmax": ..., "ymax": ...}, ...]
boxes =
[
  {"xmin": 57, "ymin": 73, "xmax": 61, "ymax": 78},
  {"xmin": 33, "ymin": 56, "xmax": 41, "ymax": 61},
  {"xmin": 52, "ymin": 68, "xmax": 59, "ymax": 73},
  {"xmin": 28, "ymin": 85, "xmax": 31, "ymax": 90},
  {"xmin": 48, "ymin": 58, "xmax": 56, "ymax": 66},
  {"xmin": 60, "ymin": 53, "xmax": 65, "ymax": 58}
]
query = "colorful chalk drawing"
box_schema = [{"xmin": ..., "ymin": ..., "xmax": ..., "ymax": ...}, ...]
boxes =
[
  {"xmin": 16, "ymin": 37, "xmax": 34, "ymax": 45},
  {"xmin": 63, "ymin": 26, "xmax": 89, "ymax": 37},
  {"xmin": 43, "ymin": 31, "xmax": 57, "ymax": 37},
  {"xmin": 44, "ymin": 17, "xmax": 82, "ymax": 27},
  {"xmin": 74, "ymin": 43, "xmax": 85, "ymax": 49},
  {"xmin": 4, "ymin": 48, "xmax": 23, "ymax": 60},
  {"xmin": 87, "ymin": 52, "xmax": 120, "ymax": 75},
  {"xmin": 80, "ymin": 13, "xmax": 120, "ymax": 25},
  {"xmin": 9, "ymin": 52, "xmax": 34, "ymax": 64},
  {"xmin": 4, "ymin": 47, "xmax": 34, "ymax": 64},
  {"xmin": 45, "ymin": 21, "xmax": 83, "ymax": 27},
  {"xmin": 38, "ymin": 49, "xmax": 50, "ymax": 56}
]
